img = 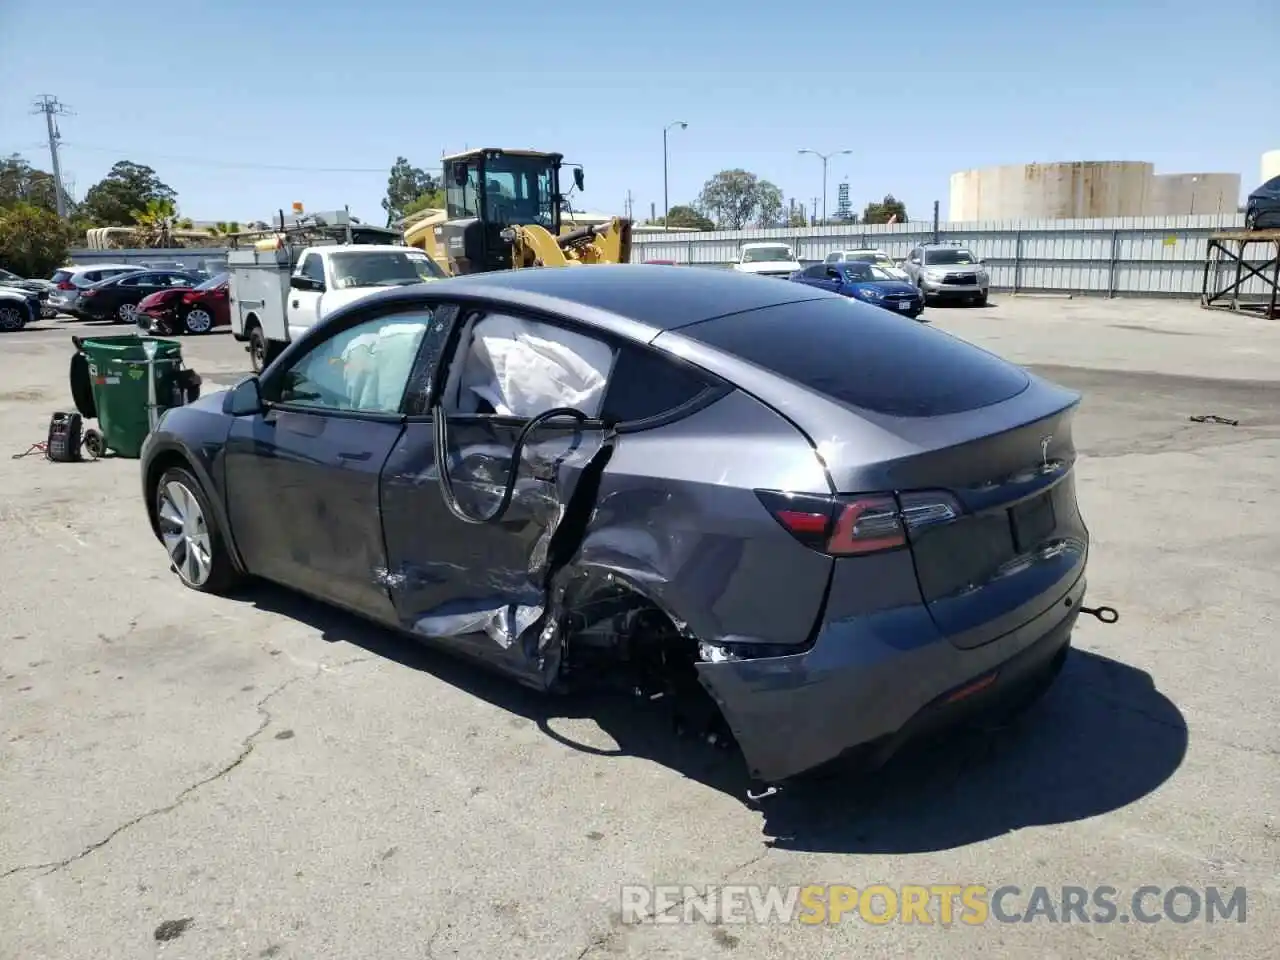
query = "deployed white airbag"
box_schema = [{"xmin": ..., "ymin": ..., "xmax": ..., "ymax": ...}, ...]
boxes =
[
  {"xmin": 341, "ymin": 320, "xmax": 427, "ymax": 412},
  {"xmin": 457, "ymin": 314, "xmax": 614, "ymax": 418}
]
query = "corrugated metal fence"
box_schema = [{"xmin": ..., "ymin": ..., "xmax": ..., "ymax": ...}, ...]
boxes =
[
  {"xmin": 66, "ymin": 213, "xmax": 1276, "ymax": 299},
  {"xmin": 630, "ymin": 212, "xmax": 1274, "ymax": 298}
]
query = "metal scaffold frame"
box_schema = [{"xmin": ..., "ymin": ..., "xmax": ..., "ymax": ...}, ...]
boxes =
[{"xmin": 1201, "ymin": 229, "xmax": 1280, "ymax": 319}]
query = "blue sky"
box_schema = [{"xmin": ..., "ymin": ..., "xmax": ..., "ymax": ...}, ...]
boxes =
[{"xmin": 1, "ymin": 0, "xmax": 1276, "ymax": 225}]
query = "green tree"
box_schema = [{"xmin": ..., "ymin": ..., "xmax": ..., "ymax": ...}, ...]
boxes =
[
  {"xmin": 383, "ymin": 157, "xmax": 441, "ymax": 225},
  {"xmin": 0, "ymin": 155, "xmax": 61, "ymax": 213},
  {"xmin": 861, "ymin": 194, "xmax": 908, "ymax": 225},
  {"xmin": 81, "ymin": 161, "xmax": 177, "ymax": 226},
  {"xmin": 657, "ymin": 204, "xmax": 714, "ymax": 231},
  {"xmin": 403, "ymin": 188, "xmax": 446, "ymax": 219},
  {"xmin": 131, "ymin": 198, "xmax": 194, "ymax": 247},
  {"xmin": 0, "ymin": 204, "xmax": 75, "ymax": 276},
  {"xmin": 696, "ymin": 170, "xmax": 785, "ymax": 229},
  {"xmin": 755, "ymin": 181, "xmax": 784, "ymax": 228}
]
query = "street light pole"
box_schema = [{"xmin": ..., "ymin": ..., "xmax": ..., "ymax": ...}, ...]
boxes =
[
  {"xmin": 663, "ymin": 120, "xmax": 688, "ymax": 222},
  {"xmin": 798, "ymin": 148, "xmax": 852, "ymax": 224}
]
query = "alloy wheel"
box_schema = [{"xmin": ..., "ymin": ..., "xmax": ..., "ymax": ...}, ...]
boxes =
[
  {"xmin": 0, "ymin": 306, "xmax": 24, "ymax": 331},
  {"xmin": 119, "ymin": 302, "xmax": 138, "ymax": 323},
  {"xmin": 184, "ymin": 308, "xmax": 213, "ymax": 334},
  {"xmin": 157, "ymin": 480, "xmax": 214, "ymax": 587}
]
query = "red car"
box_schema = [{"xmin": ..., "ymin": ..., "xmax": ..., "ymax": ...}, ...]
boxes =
[{"xmin": 136, "ymin": 271, "xmax": 230, "ymax": 335}]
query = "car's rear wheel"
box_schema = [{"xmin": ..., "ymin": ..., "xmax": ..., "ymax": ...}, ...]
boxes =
[
  {"xmin": 117, "ymin": 302, "xmax": 137, "ymax": 324},
  {"xmin": 183, "ymin": 307, "xmax": 213, "ymax": 335},
  {"xmin": 154, "ymin": 466, "xmax": 239, "ymax": 593},
  {"xmin": 0, "ymin": 305, "xmax": 26, "ymax": 331},
  {"xmin": 248, "ymin": 326, "xmax": 268, "ymax": 372},
  {"xmin": 1245, "ymin": 206, "xmax": 1259, "ymax": 230}
]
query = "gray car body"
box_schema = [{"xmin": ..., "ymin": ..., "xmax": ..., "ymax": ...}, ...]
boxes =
[{"xmin": 140, "ymin": 265, "xmax": 1089, "ymax": 783}]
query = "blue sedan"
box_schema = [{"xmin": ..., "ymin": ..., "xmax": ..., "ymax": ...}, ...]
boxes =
[{"xmin": 790, "ymin": 262, "xmax": 925, "ymax": 319}]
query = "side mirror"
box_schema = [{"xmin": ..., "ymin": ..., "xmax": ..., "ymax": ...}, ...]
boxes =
[
  {"xmin": 224, "ymin": 375, "xmax": 264, "ymax": 416},
  {"xmin": 289, "ymin": 275, "xmax": 319, "ymax": 292},
  {"xmin": 451, "ymin": 162, "xmax": 469, "ymax": 187},
  {"xmin": 573, "ymin": 167, "xmax": 585, "ymax": 192}
]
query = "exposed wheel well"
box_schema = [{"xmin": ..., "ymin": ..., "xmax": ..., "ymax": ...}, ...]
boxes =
[{"xmin": 557, "ymin": 572, "xmax": 734, "ymax": 748}]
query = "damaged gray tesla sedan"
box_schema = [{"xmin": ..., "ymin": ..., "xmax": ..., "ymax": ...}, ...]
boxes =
[{"xmin": 140, "ymin": 264, "xmax": 1096, "ymax": 786}]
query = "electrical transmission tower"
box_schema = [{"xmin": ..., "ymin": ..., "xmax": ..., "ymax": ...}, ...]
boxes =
[{"xmin": 31, "ymin": 95, "xmax": 73, "ymax": 217}]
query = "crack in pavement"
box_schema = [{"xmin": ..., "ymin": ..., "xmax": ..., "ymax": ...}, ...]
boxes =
[{"xmin": 1, "ymin": 675, "xmax": 307, "ymax": 881}]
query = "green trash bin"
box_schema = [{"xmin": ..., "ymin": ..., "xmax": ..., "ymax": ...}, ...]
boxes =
[{"xmin": 69, "ymin": 335, "xmax": 198, "ymax": 459}]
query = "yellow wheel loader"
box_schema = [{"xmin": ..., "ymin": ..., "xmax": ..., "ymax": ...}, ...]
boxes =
[{"xmin": 402, "ymin": 148, "xmax": 632, "ymax": 275}]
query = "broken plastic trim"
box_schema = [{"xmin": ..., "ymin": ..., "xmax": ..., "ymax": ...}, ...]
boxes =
[{"xmin": 431, "ymin": 404, "xmax": 595, "ymax": 524}]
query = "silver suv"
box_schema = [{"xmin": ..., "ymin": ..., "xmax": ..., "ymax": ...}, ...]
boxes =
[
  {"xmin": 48, "ymin": 263, "xmax": 146, "ymax": 316},
  {"xmin": 903, "ymin": 243, "xmax": 989, "ymax": 306}
]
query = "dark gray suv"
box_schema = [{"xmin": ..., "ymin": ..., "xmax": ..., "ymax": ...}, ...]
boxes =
[{"xmin": 139, "ymin": 265, "xmax": 1093, "ymax": 787}]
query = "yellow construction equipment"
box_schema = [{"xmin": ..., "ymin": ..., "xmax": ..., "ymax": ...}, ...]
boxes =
[{"xmin": 402, "ymin": 148, "xmax": 631, "ymax": 275}]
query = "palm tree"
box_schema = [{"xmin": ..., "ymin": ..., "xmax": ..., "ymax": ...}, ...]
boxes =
[{"xmin": 130, "ymin": 198, "xmax": 194, "ymax": 248}]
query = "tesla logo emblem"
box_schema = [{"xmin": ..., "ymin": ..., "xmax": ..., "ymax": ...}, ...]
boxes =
[{"xmin": 1040, "ymin": 435, "xmax": 1053, "ymax": 466}]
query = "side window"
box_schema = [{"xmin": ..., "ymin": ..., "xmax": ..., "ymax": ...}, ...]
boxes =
[
  {"xmin": 81, "ymin": 271, "xmax": 103, "ymax": 284},
  {"xmin": 299, "ymin": 254, "xmax": 326, "ymax": 285},
  {"xmin": 441, "ymin": 311, "xmax": 616, "ymax": 418},
  {"xmin": 118, "ymin": 274, "xmax": 145, "ymax": 287},
  {"xmin": 601, "ymin": 346, "xmax": 712, "ymax": 424},
  {"xmin": 272, "ymin": 310, "xmax": 432, "ymax": 415}
]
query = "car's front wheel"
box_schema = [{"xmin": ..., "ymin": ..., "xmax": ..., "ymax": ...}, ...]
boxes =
[
  {"xmin": 1245, "ymin": 206, "xmax": 1259, "ymax": 230},
  {"xmin": 183, "ymin": 307, "xmax": 214, "ymax": 335},
  {"xmin": 154, "ymin": 466, "xmax": 240, "ymax": 593},
  {"xmin": 0, "ymin": 304, "xmax": 26, "ymax": 331}
]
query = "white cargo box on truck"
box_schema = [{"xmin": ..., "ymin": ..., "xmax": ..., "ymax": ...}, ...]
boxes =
[{"xmin": 228, "ymin": 245, "xmax": 292, "ymax": 347}]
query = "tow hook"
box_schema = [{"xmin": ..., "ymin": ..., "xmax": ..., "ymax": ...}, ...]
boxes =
[{"xmin": 1079, "ymin": 605, "xmax": 1119, "ymax": 624}]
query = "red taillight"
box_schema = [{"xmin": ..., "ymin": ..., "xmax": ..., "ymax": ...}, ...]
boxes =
[
  {"xmin": 81, "ymin": 288, "xmax": 97, "ymax": 297},
  {"xmin": 57, "ymin": 281, "xmax": 75, "ymax": 290},
  {"xmin": 757, "ymin": 489, "xmax": 959, "ymax": 557}
]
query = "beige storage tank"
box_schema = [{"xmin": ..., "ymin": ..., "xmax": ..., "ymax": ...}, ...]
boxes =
[
  {"xmin": 1148, "ymin": 173, "xmax": 1240, "ymax": 215},
  {"xmin": 949, "ymin": 161, "xmax": 1154, "ymax": 221},
  {"xmin": 1261, "ymin": 150, "xmax": 1280, "ymax": 185}
]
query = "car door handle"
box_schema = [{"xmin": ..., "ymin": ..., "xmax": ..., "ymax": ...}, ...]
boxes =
[
  {"xmin": 291, "ymin": 299, "xmax": 300, "ymax": 308},
  {"xmin": 338, "ymin": 450, "xmax": 372, "ymax": 462}
]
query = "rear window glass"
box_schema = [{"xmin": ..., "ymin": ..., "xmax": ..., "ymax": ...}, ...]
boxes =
[
  {"xmin": 51, "ymin": 270, "xmax": 72, "ymax": 283},
  {"xmin": 680, "ymin": 297, "xmax": 1029, "ymax": 417}
]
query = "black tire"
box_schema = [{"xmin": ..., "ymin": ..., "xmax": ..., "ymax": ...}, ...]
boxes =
[
  {"xmin": 975, "ymin": 292, "xmax": 988, "ymax": 307},
  {"xmin": 153, "ymin": 465, "xmax": 241, "ymax": 594},
  {"xmin": 0, "ymin": 303, "xmax": 27, "ymax": 332},
  {"xmin": 248, "ymin": 326, "xmax": 268, "ymax": 373},
  {"xmin": 1245, "ymin": 207, "xmax": 1258, "ymax": 230}
]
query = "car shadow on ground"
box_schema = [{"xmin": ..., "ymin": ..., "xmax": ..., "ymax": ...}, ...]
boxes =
[{"xmin": 235, "ymin": 583, "xmax": 1185, "ymax": 855}]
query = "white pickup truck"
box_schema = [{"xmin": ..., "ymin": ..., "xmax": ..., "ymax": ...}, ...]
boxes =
[
  {"xmin": 731, "ymin": 241, "xmax": 803, "ymax": 280},
  {"xmin": 229, "ymin": 215, "xmax": 444, "ymax": 371}
]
